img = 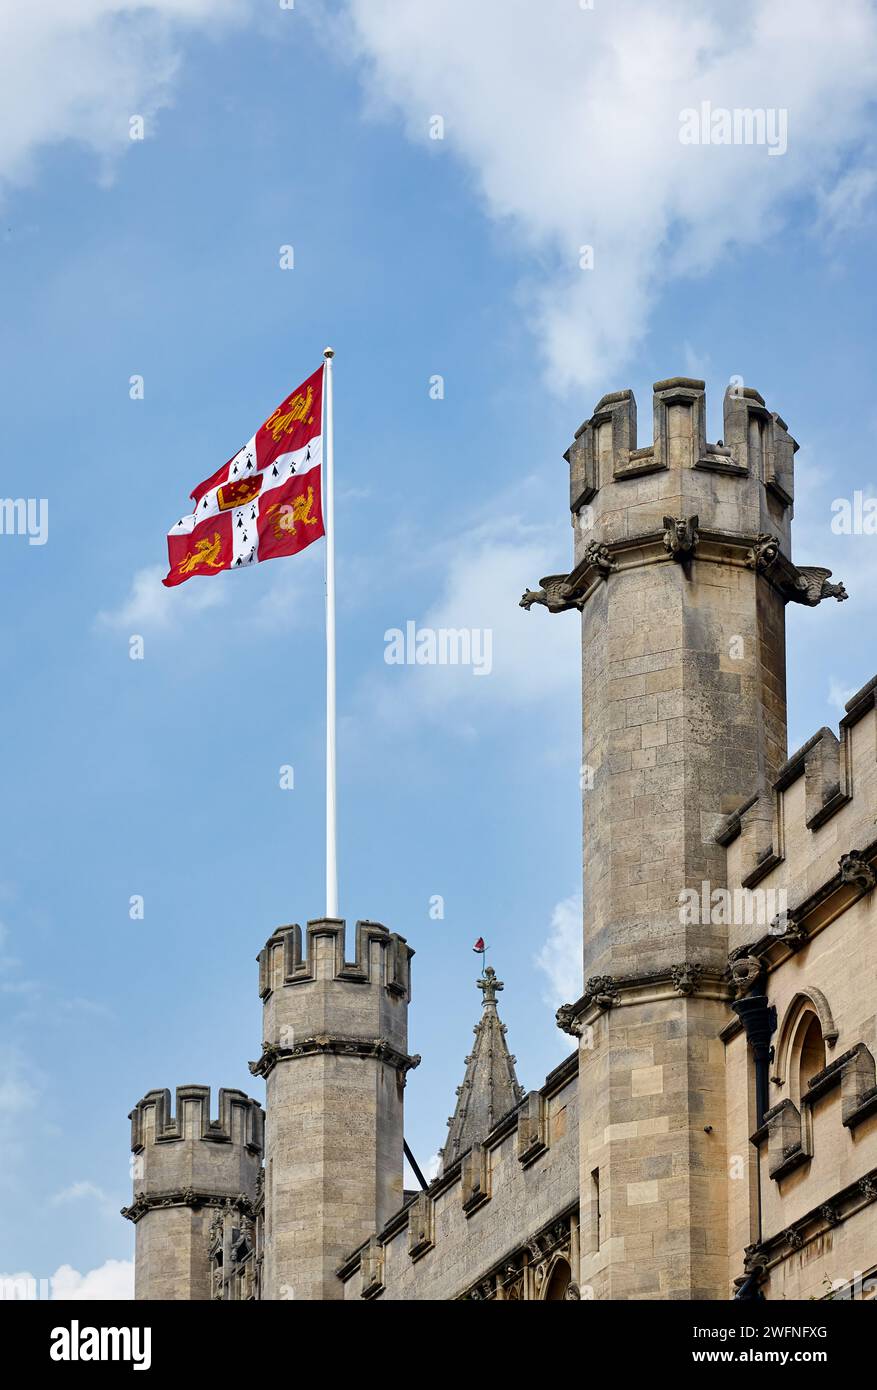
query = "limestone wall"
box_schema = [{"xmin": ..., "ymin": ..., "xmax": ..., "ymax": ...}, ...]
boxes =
[
  {"xmin": 339, "ymin": 1056, "xmax": 578, "ymax": 1300},
  {"xmin": 723, "ymin": 676, "xmax": 877, "ymax": 952},
  {"xmin": 722, "ymin": 677, "xmax": 877, "ymax": 1299}
]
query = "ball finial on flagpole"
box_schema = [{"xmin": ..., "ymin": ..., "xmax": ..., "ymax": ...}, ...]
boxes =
[{"xmin": 323, "ymin": 346, "xmax": 335, "ymax": 359}]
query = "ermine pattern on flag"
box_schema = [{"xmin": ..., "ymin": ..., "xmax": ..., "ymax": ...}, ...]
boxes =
[{"xmin": 163, "ymin": 368, "xmax": 325, "ymax": 587}]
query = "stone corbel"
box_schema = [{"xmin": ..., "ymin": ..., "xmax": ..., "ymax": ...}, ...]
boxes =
[
  {"xmin": 770, "ymin": 911, "xmax": 808, "ymax": 953},
  {"xmin": 581, "ymin": 540, "xmax": 615, "ymax": 577},
  {"xmin": 784, "ymin": 1226, "xmax": 806, "ymax": 1252},
  {"xmin": 555, "ymin": 1003, "xmax": 585, "ymax": 1038},
  {"xmin": 729, "ymin": 951, "xmax": 765, "ymax": 998},
  {"xmin": 733, "ymin": 1242, "xmax": 769, "ymax": 1299},
  {"xmin": 662, "ymin": 514, "xmax": 699, "ymax": 565},
  {"xmin": 744, "ymin": 533, "xmax": 781, "ymax": 572},
  {"xmin": 670, "ymin": 961, "xmax": 704, "ymax": 996},
  {"xmin": 838, "ymin": 851, "xmax": 877, "ymax": 895},
  {"xmin": 584, "ymin": 975, "xmax": 621, "ymax": 1010}
]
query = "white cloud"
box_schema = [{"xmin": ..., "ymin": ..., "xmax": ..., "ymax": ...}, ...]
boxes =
[
  {"xmin": 249, "ymin": 545, "xmax": 323, "ymax": 632},
  {"xmin": 404, "ymin": 1150, "xmax": 442, "ymax": 1189},
  {"xmin": 341, "ymin": 0, "xmax": 877, "ymax": 392},
  {"xmin": 815, "ymin": 166, "xmax": 877, "ymax": 239},
  {"xmin": 827, "ymin": 677, "xmax": 857, "ymax": 715},
  {"xmin": 51, "ymin": 1182, "xmax": 120, "ymax": 1222},
  {"xmin": 0, "ymin": 1072, "xmax": 38, "ymax": 1118},
  {"xmin": 96, "ymin": 563, "xmax": 226, "ymax": 632},
  {"xmin": 0, "ymin": 1048, "xmax": 45, "ymax": 1196},
  {"xmin": 370, "ymin": 515, "xmax": 579, "ymax": 732},
  {"xmin": 0, "ymin": 2, "xmax": 250, "ymax": 192},
  {"xmin": 0, "ymin": 1046, "xmax": 40, "ymax": 1120},
  {"xmin": 0, "ymin": 1260, "xmax": 134, "ymax": 1300},
  {"xmin": 535, "ymin": 893, "xmax": 582, "ymax": 1010},
  {"xmin": 52, "ymin": 1259, "xmax": 134, "ymax": 1300}
]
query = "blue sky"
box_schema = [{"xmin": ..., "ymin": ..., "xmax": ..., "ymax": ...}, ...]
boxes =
[{"xmin": 1, "ymin": 0, "xmax": 876, "ymax": 1295}]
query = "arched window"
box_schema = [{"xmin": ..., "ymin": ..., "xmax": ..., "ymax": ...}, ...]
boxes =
[
  {"xmin": 797, "ymin": 1013, "xmax": 826, "ymax": 1097},
  {"xmin": 543, "ymin": 1258, "xmax": 572, "ymax": 1300},
  {"xmin": 775, "ymin": 990, "xmax": 837, "ymax": 1097}
]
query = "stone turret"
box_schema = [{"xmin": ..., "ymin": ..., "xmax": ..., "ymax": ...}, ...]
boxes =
[
  {"xmin": 123, "ymin": 1085, "xmax": 263, "ymax": 1300},
  {"xmin": 251, "ymin": 917, "xmax": 417, "ymax": 1300},
  {"xmin": 440, "ymin": 967, "xmax": 524, "ymax": 1172},
  {"xmin": 528, "ymin": 376, "xmax": 847, "ymax": 1300}
]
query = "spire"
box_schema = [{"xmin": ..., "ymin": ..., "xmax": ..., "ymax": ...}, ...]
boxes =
[{"xmin": 440, "ymin": 967, "xmax": 525, "ymax": 1173}]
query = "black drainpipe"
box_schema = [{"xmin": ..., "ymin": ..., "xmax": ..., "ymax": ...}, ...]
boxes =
[
  {"xmin": 732, "ymin": 994, "xmax": 776, "ymax": 1129},
  {"xmin": 730, "ymin": 993, "xmax": 776, "ymax": 1299}
]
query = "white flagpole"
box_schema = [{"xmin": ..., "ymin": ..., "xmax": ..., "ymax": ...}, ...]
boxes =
[{"xmin": 323, "ymin": 346, "xmax": 338, "ymax": 919}]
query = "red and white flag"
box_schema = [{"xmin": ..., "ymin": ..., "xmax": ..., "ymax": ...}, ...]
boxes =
[{"xmin": 163, "ymin": 365, "xmax": 325, "ymax": 586}]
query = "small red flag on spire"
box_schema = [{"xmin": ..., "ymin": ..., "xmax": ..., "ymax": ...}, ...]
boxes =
[{"xmin": 473, "ymin": 938, "xmax": 485, "ymax": 953}]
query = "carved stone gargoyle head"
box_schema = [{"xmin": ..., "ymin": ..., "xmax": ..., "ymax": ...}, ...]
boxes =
[{"xmin": 729, "ymin": 952, "xmax": 764, "ymax": 998}]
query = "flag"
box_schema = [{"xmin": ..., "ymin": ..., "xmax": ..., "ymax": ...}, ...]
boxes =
[
  {"xmin": 473, "ymin": 938, "xmax": 485, "ymax": 953},
  {"xmin": 163, "ymin": 366, "xmax": 325, "ymax": 587}
]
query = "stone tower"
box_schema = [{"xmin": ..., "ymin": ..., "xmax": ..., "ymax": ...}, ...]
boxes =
[
  {"xmin": 525, "ymin": 378, "xmax": 846, "ymax": 1299},
  {"xmin": 251, "ymin": 917, "xmax": 417, "ymax": 1300},
  {"xmin": 123, "ymin": 1085, "xmax": 263, "ymax": 1300}
]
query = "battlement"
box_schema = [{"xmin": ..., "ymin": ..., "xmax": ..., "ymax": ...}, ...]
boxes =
[
  {"xmin": 565, "ymin": 377, "xmax": 797, "ymax": 567},
  {"xmin": 337, "ymin": 1053, "xmax": 579, "ymax": 1301},
  {"xmin": 130, "ymin": 1085, "xmax": 263, "ymax": 1155},
  {"xmin": 255, "ymin": 917, "xmax": 415, "ymax": 1076},
  {"xmin": 126, "ymin": 1085, "xmax": 263, "ymax": 1214},
  {"xmin": 718, "ymin": 674, "xmax": 877, "ymax": 954},
  {"xmin": 258, "ymin": 917, "xmax": 412, "ymax": 999},
  {"xmin": 567, "ymin": 378, "xmax": 796, "ymax": 507}
]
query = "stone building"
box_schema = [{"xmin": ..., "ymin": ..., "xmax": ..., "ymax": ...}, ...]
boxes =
[{"xmin": 123, "ymin": 377, "xmax": 877, "ymax": 1301}]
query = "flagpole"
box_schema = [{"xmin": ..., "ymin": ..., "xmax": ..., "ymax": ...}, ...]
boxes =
[{"xmin": 323, "ymin": 347, "xmax": 338, "ymax": 919}]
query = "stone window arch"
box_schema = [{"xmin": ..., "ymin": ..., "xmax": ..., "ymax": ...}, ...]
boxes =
[
  {"xmin": 795, "ymin": 1012, "xmax": 827, "ymax": 1101},
  {"xmin": 541, "ymin": 1256, "xmax": 572, "ymax": 1301},
  {"xmin": 775, "ymin": 989, "xmax": 838, "ymax": 1097}
]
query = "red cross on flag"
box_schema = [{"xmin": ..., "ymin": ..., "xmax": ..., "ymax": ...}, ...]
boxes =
[{"xmin": 163, "ymin": 365, "xmax": 325, "ymax": 586}]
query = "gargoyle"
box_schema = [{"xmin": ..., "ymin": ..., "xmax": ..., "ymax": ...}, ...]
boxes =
[
  {"xmin": 838, "ymin": 851, "xmax": 877, "ymax": 893},
  {"xmin": 745, "ymin": 533, "xmax": 781, "ymax": 572},
  {"xmin": 787, "ymin": 566, "xmax": 848, "ymax": 606},
  {"xmin": 555, "ymin": 1003, "xmax": 584, "ymax": 1038},
  {"xmin": 583, "ymin": 975, "xmax": 620, "ymax": 1009},
  {"xmin": 582, "ymin": 540, "xmax": 614, "ymax": 576},
  {"xmin": 662, "ymin": 514, "xmax": 699, "ymax": 563},
  {"xmin": 519, "ymin": 574, "xmax": 584, "ymax": 613},
  {"xmin": 670, "ymin": 961, "xmax": 703, "ymax": 997},
  {"xmin": 728, "ymin": 950, "xmax": 764, "ymax": 998}
]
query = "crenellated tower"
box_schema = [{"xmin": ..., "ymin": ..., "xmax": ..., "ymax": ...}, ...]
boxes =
[
  {"xmin": 123, "ymin": 1085, "xmax": 263, "ymax": 1300},
  {"xmin": 251, "ymin": 917, "xmax": 417, "ymax": 1300},
  {"xmin": 526, "ymin": 378, "xmax": 847, "ymax": 1299}
]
